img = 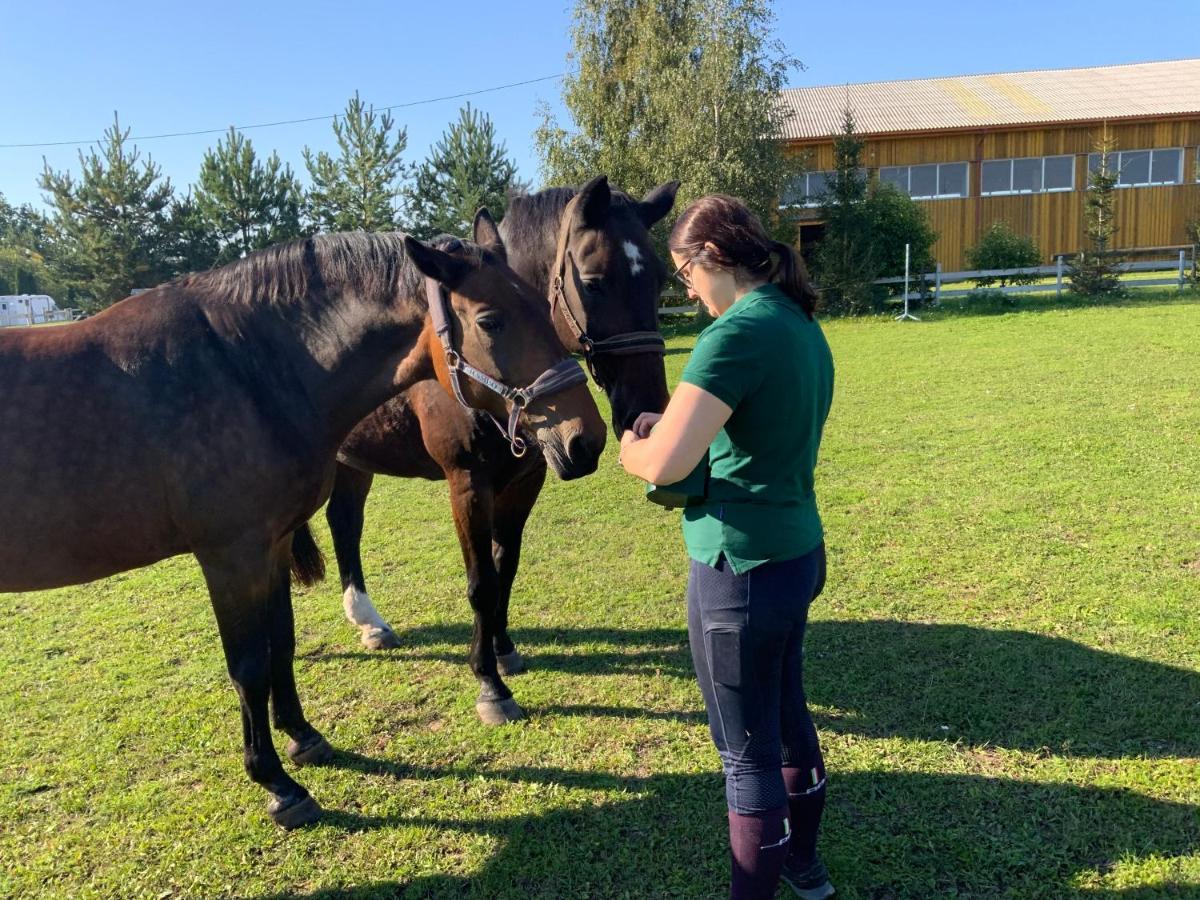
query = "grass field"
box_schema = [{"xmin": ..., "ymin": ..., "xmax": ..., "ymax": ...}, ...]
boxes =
[{"xmin": 2, "ymin": 291, "xmax": 1199, "ymax": 898}]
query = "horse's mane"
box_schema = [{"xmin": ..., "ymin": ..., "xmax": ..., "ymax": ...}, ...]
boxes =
[
  {"xmin": 501, "ymin": 184, "xmax": 640, "ymax": 250},
  {"xmin": 174, "ymin": 232, "xmax": 425, "ymax": 308}
]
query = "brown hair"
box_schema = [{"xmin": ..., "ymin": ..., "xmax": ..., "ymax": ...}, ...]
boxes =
[{"xmin": 667, "ymin": 194, "xmax": 818, "ymax": 317}]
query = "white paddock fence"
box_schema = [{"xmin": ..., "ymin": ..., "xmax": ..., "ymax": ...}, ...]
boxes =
[{"xmin": 659, "ymin": 248, "xmax": 1197, "ymax": 315}]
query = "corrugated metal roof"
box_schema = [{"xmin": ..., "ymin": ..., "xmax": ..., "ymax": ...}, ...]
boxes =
[{"xmin": 778, "ymin": 58, "xmax": 1200, "ymax": 141}]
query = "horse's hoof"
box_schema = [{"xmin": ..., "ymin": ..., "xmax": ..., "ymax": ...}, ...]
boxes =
[
  {"xmin": 362, "ymin": 627, "xmax": 400, "ymax": 650},
  {"xmin": 497, "ymin": 650, "xmax": 527, "ymax": 676},
  {"xmin": 268, "ymin": 793, "xmax": 322, "ymax": 830},
  {"xmin": 475, "ymin": 697, "xmax": 526, "ymax": 725},
  {"xmin": 287, "ymin": 734, "xmax": 334, "ymax": 767}
]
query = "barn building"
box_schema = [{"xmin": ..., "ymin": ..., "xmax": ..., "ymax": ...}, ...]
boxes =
[{"xmin": 779, "ymin": 58, "xmax": 1200, "ymax": 270}]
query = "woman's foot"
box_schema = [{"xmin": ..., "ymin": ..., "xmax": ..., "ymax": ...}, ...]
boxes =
[{"xmin": 779, "ymin": 855, "xmax": 835, "ymax": 899}]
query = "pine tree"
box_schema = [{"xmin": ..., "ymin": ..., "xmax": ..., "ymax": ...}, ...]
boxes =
[
  {"xmin": 1069, "ymin": 129, "xmax": 1123, "ymax": 297},
  {"xmin": 38, "ymin": 114, "xmax": 176, "ymax": 309},
  {"xmin": 304, "ymin": 92, "xmax": 409, "ymax": 233},
  {"xmin": 812, "ymin": 110, "xmax": 877, "ymax": 315},
  {"xmin": 405, "ymin": 104, "xmax": 527, "ymax": 240},
  {"xmin": 165, "ymin": 190, "xmax": 221, "ymax": 276},
  {"xmin": 194, "ymin": 128, "xmax": 305, "ymax": 263},
  {"xmin": 536, "ymin": 0, "xmax": 800, "ymax": 240}
]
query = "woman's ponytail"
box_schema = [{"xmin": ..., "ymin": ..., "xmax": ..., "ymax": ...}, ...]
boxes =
[{"xmin": 771, "ymin": 240, "xmax": 819, "ymax": 318}]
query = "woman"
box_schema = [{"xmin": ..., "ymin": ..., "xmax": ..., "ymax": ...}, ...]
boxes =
[{"xmin": 619, "ymin": 195, "xmax": 835, "ymax": 899}]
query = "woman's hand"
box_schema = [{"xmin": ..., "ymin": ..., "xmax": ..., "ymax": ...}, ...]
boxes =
[
  {"xmin": 631, "ymin": 412, "xmax": 663, "ymax": 439},
  {"xmin": 618, "ymin": 429, "xmax": 641, "ymax": 471},
  {"xmin": 616, "ymin": 384, "xmax": 732, "ymax": 485}
]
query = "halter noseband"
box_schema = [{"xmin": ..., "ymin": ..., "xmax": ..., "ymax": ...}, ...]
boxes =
[
  {"xmin": 548, "ymin": 207, "xmax": 666, "ymax": 391},
  {"xmin": 425, "ymin": 276, "xmax": 587, "ymax": 457}
]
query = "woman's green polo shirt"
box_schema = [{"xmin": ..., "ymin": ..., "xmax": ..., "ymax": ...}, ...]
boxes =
[{"xmin": 678, "ymin": 283, "xmax": 834, "ymax": 574}]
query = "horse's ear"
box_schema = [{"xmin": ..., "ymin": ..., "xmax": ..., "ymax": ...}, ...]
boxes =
[
  {"xmin": 637, "ymin": 180, "xmax": 680, "ymax": 228},
  {"xmin": 404, "ymin": 235, "xmax": 471, "ymax": 288},
  {"xmin": 576, "ymin": 175, "xmax": 611, "ymax": 229},
  {"xmin": 472, "ymin": 208, "xmax": 506, "ymax": 263}
]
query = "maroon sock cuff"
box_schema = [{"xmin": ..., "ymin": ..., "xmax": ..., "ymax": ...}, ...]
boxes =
[{"xmin": 782, "ymin": 763, "xmax": 826, "ymax": 798}]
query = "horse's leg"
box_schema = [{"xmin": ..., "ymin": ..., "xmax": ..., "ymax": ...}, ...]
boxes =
[
  {"xmin": 447, "ymin": 468, "xmax": 522, "ymax": 725},
  {"xmin": 196, "ymin": 538, "xmax": 321, "ymax": 829},
  {"xmin": 326, "ymin": 462, "xmax": 399, "ymax": 650},
  {"xmin": 265, "ymin": 542, "xmax": 335, "ymax": 769},
  {"xmin": 491, "ymin": 462, "xmax": 547, "ymax": 677}
]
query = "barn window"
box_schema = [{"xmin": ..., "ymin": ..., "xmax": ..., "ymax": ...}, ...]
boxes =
[
  {"xmin": 1088, "ymin": 148, "xmax": 1183, "ymax": 187},
  {"xmin": 981, "ymin": 155, "xmax": 1075, "ymax": 196},
  {"xmin": 1150, "ymin": 148, "xmax": 1182, "ymax": 184},
  {"xmin": 1043, "ymin": 156, "xmax": 1074, "ymax": 191},
  {"xmin": 879, "ymin": 162, "xmax": 968, "ymax": 199},
  {"xmin": 938, "ymin": 163, "xmax": 968, "ymax": 197},
  {"xmin": 880, "ymin": 166, "xmax": 908, "ymax": 192},
  {"xmin": 781, "ymin": 170, "xmax": 866, "ymax": 208},
  {"xmin": 804, "ymin": 171, "xmax": 829, "ymax": 204}
]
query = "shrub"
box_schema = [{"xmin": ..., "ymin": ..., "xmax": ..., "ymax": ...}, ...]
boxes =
[{"xmin": 965, "ymin": 221, "xmax": 1041, "ymax": 287}]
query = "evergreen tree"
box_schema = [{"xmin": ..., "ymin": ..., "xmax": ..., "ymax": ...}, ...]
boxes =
[
  {"xmin": 812, "ymin": 110, "xmax": 876, "ymax": 314},
  {"xmin": 304, "ymin": 92, "xmax": 409, "ymax": 233},
  {"xmin": 811, "ymin": 109, "xmax": 938, "ymax": 314},
  {"xmin": 1069, "ymin": 130, "xmax": 1123, "ymax": 297},
  {"xmin": 536, "ymin": 0, "xmax": 800, "ymax": 240},
  {"xmin": 405, "ymin": 104, "xmax": 526, "ymax": 240},
  {"xmin": 165, "ymin": 190, "xmax": 221, "ymax": 276},
  {"xmin": 195, "ymin": 127, "xmax": 304, "ymax": 263},
  {"xmin": 38, "ymin": 114, "xmax": 175, "ymax": 309}
]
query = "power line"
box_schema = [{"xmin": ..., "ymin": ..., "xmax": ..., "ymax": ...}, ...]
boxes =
[{"xmin": 0, "ymin": 73, "xmax": 564, "ymax": 150}]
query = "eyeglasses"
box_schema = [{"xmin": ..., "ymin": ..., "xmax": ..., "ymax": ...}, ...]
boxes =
[{"xmin": 671, "ymin": 254, "xmax": 699, "ymax": 290}]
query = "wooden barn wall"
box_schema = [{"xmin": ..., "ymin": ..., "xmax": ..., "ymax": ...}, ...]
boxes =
[{"xmin": 787, "ymin": 118, "xmax": 1200, "ymax": 270}]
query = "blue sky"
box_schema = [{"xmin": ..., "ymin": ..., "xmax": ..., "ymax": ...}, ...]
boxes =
[{"xmin": 2, "ymin": 0, "xmax": 1196, "ymax": 210}]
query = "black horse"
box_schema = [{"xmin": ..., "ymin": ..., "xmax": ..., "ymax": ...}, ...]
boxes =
[
  {"xmin": 323, "ymin": 176, "xmax": 679, "ymax": 724},
  {"xmin": 0, "ymin": 228, "xmax": 605, "ymax": 826}
]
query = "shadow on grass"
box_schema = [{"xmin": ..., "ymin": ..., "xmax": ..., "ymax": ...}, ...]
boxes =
[
  {"xmin": 300, "ymin": 623, "xmax": 695, "ymax": 680},
  {"xmin": 259, "ymin": 763, "xmax": 1199, "ymax": 898},
  {"xmin": 305, "ymin": 620, "xmax": 1200, "ymax": 759},
  {"xmin": 806, "ymin": 620, "xmax": 1200, "ymax": 759}
]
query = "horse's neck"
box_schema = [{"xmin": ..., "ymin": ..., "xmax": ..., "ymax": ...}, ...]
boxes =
[{"xmin": 265, "ymin": 292, "xmax": 433, "ymax": 454}]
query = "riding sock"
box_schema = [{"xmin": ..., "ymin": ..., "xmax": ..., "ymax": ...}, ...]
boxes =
[
  {"xmin": 782, "ymin": 761, "xmax": 826, "ymax": 866},
  {"xmin": 727, "ymin": 804, "xmax": 790, "ymax": 900}
]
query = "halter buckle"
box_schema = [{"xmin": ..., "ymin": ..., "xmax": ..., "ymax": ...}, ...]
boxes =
[
  {"xmin": 510, "ymin": 436, "xmax": 528, "ymax": 457},
  {"xmin": 444, "ymin": 349, "xmax": 461, "ymax": 370}
]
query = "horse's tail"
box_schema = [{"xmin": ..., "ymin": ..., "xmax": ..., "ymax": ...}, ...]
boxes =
[{"xmin": 290, "ymin": 522, "xmax": 326, "ymax": 586}]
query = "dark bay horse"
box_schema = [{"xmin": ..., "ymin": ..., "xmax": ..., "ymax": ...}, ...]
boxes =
[
  {"xmin": 0, "ymin": 227, "xmax": 605, "ymax": 827},
  {"xmin": 322, "ymin": 176, "xmax": 678, "ymax": 724}
]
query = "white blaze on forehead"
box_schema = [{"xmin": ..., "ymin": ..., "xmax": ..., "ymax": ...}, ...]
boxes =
[{"xmin": 623, "ymin": 241, "xmax": 644, "ymax": 277}]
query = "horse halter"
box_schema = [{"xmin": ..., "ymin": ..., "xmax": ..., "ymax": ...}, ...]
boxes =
[
  {"xmin": 548, "ymin": 212, "xmax": 666, "ymax": 392},
  {"xmin": 425, "ymin": 276, "xmax": 588, "ymax": 458}
]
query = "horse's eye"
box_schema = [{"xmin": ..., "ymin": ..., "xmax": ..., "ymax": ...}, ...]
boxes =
[
  {"xmin": 582, "ymin": 277, "xmax": 604, "ymax": 294},
  {"xmin": 477, "ymin": 314, "xmax": 504, "ymax": 334}
]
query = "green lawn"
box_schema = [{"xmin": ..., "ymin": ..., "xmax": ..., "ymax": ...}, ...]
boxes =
[{"xmin": 2, "ymin": 293, "xmax": 1199, "ymax": 898}]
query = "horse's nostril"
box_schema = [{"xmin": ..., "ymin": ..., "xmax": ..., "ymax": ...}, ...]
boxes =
[{"xmin": 566, "ymin": 432, "xmax": 601, "ymax": 464}]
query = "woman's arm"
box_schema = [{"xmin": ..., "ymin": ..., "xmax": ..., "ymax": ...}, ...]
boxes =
[{"xmin": 619, "ymin": 382, "xmax": 732, "ymax": 484}]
